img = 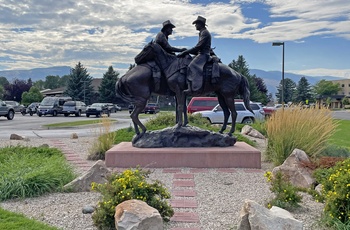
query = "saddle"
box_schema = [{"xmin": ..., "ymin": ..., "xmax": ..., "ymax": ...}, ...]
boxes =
[{"xmin": 204, "ymin": 56, "xmax": 220, "ymax": 85}]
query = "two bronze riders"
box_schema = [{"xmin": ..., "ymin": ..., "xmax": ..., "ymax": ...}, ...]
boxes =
[{"xmin": 153, "ymin": 16, "xmax": 218, "ymax": 96}]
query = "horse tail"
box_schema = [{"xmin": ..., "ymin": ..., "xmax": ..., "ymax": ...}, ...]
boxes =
[
  {"xmin": 115, "ymin": 75, "xmax": 134, "ymax": 103},
  {"xmin": 239, "ymin": 74, "xmax": 254, "ymax": 114}
]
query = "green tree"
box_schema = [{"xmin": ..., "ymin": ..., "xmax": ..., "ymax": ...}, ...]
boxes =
[
  {"xmin": 0, "ymin": 76, "xmax": 9, "ymax": 87},
  {"xmin": 0, "ymin": 85, "xmax": 4, "ymax": 99},
  {"xmin": 59, "ymin": 74, "xmax": 70, "ymax": 87},
  {"xmin": 64, "ymin": 62, "xmax": 94, "ymax": 104},
  {"xmin": 295, "ymin": 77, "xmax": 312, "ymax": 104},
  {"xmin": 44, "ymin": 75, "xmax": 61, "ymax": 89},
  {"xmin": 313, "ymin": 80, "xmax": 340, "ymax": 97},
  {"xmin": 276, "ymin": 78, "xmax": 296, "ymax": 103},
  {"xmin": 33, "ymin": 79, "xmax": 45, "ymax": 90},
  {"xmin": 228, "ymin": 55, "xmax": 267, "ymax": 102},
  {"xmin": 21, "ymin": 86, "xmax": 44, "ymax": 105},
  {"xmin": 99, "ymin": 66, "xmax": 120, "ymax": 103}
]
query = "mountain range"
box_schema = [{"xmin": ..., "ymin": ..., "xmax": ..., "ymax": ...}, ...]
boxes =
[{"xmin": 0, "ymin": 66, "xmax": 343, "ymax": 96}]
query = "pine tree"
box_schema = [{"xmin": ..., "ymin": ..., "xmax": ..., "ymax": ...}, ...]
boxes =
[
  {"xmin": 99, "ymin": 66, "xmax": 120, "ymax": 103},
  {"xmin": 295, "ymin": 77, "xmax": 312, "ymax": 104},
  {"xmin": 64, "ymin": 62, "xmax": 94, "ymax": 104},
  {"xmin": 276, "ymin": 78, "xmax": 296, "ymax": 103},
  {"xmin": 228, "ymin": 55, "xmax": 266, "ymax": 102}
]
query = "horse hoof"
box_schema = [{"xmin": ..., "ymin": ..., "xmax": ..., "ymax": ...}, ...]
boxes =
[{"xmin": 219, "ymin": 130, "xmax": 223, "ymax": 134}]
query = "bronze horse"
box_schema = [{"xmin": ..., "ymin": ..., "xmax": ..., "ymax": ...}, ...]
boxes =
[{"xmin": 116, "ymin": 42, "xmax": 253, "ymax": 139}]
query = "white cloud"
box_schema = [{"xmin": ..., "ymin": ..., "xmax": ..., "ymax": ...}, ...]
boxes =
[
  {"xmin": 0, "ymin": 0, "xmax": 349, "ymax": 77},
  {"xmin": 289, "ymin": 68, "xmax": 350, "ymax": 78}
]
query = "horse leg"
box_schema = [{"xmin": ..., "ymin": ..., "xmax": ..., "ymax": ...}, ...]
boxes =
[
  {"xmin": 174, "ymin": 88, "xmax": 186, "ymax": 128},
  {"xmin": 217, "ymin": 94, "xmax": 229, "ymax": 134},
  {"xmin": 130, "ymin": 102, "xmax": 147, "ymax": 136},
  {"xmin": 226, "ymin": 98, "xmax": 238, "ymax": 136},
  {"xmin": 183, "ymin": 96, "xmax": 188, "ymax": 126}
]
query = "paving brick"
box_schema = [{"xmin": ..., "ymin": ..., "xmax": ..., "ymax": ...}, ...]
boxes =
[
  {"xmin": 189, "ymin": 169, "xmax": 209, "ymax": 173},
  {"xmin": 170, "ymin": 212, "xmax": 200, "ymax": 223},
  {"xmin": 171, "ymin": 199, "xmax": 197, "ymax": 208},
  {"xmin": 172, "ymin": 190, "xmax": 197, "ymax": 197},
  {"xmin": 174, "ymin": 173, "xmax": 194, "ymax": 179},
  {"xmin": 173, "ymin": 180, "xmax": 195, "ymax": 187},
  {"xmin": 163, "ymin": 169, "xmax": 182, "ymax": 173},
  {"xmin": 216, "ymin": 168, "xmax": 237, "ymax": 173}
]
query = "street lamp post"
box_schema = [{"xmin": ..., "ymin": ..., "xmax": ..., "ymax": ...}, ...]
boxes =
[{"xmin": 272, "ymin": 42, "xmax": 285, "ymax": 108}]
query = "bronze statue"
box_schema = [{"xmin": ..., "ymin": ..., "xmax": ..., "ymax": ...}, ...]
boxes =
[
  {"xmin": 116, "ymin": 41, "xmax": 253, "ymax": 142},
  {"xmin": 178, "ymin": 16, "xmax": 211, "ymax": 95},
  {"xmin": 155, "ymin": 20, "xmax": 186, "ymax": 55}
]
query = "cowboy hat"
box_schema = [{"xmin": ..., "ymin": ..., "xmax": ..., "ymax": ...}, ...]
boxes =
[
  {"xmin": 192, "ymin": 16, "xmax": 207, "ymax": 25},
  {"xmin": 162, "ymin": 20, "xmax": 176, "ymax": 30}
]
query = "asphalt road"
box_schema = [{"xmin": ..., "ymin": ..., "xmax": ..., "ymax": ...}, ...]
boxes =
[
  {"xmin": 0, "ymin": 110, "xmax": 139, "ymax": 139},
  {"xmin": 0, "ymin": 110, "xmax": 349, "ymax": 139}
]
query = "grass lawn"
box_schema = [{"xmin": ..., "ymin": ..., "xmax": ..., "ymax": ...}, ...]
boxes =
[
  {"xmin": 329, "ymin": 119, "xmax": 350, "ymax": 149},
  {"xmin": 0, "ymin": 207, "xmax": 58, "ymax": 230}
]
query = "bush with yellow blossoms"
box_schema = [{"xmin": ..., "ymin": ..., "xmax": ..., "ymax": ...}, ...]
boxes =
[
  {"xmin": 91, "ymin": 167, "xmax": 174, "ymax": 230},
  {"xmin": 264, "ymin": 171, "xmax": 302, "ymax": 210},
  {"xmin": 315, "ymin": 158, "xmax": 350, "ymax": 225}
]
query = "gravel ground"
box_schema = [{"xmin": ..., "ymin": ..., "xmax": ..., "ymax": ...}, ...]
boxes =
[{"xmin": 0, "ymin": 136, "xmax": 325, "ymax": 230}]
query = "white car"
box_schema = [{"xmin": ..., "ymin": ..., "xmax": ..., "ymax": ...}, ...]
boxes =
[{"xmin": 193, "ymin": 102, "xmax": 265, "ymax": 124}]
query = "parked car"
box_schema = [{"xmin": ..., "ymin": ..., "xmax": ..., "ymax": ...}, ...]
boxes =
[
  {"xmin": 187, "ymin": 97, "xmax": 218, "ymax": 113},
  {"xmin": 128, "ymin": 103, "xmax": 160, "ymax": 114},
  {"xmin": 102, "ymin": 103, "xmax": 117, "ymax": 113},
  {"xmin": 0, "ymin": 99, "xmax": 15, "ymax": 120},
  {"xmin": 144, "ymin": 103, "xmax": 160, "ymax": 114},
  {"xmin": 62, "ymin": 101, "xmax": 87, "ymax": 117},
  {"xmin": 21, "ymin": 102, "xmax": 40, "ymax": 116},
  {"xmin": 128, "ymin": 104, "xmax": 134, "ymax": 114},
  {"xmin": 86, "ymin": 103, "xmax": 110, "ymax": 117},
  {"xmin": 115, "ymin": 104, "xmax": 122, "ymax": 111},
  {"xmin": 193, "ymin": 101, "xmax": 265, "ymax": 124},
  {"xmin": 4, "ymin": 101, "xmax": 25, "ymax": 113},
  {"xmin": 37, "ymin": 96, "xmax": 72, "ymax": 117},
  {"xmin": 263, "ymin": 103, "xmax": 289, "ymax": 117}
]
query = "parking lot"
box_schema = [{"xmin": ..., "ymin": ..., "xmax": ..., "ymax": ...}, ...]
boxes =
[
  {"xmin": 0, "ymin": 110, "xmax": 137, "ymax": 139},
  {"xmin": 0, "ymin": 109, "xmax": 349, "ymax": 139}
]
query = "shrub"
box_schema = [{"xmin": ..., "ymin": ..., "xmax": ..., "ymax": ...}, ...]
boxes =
[
  {"xmin": 91, "ymin": 168, "xmax": 174, "ymax": 230},
  {"xmin": 0, "ymin": 146, "xmax": 76, "ymax": 201},
  {"xmin": 265, "ymin": 104, "xmax": 337, "ymax": 166},
  {"xmin": 88, "ymin": 116, "xmax": 116, "ymax": 160},
  {"xmin": 320, "ymin": 144, "xmax": 350, "ymax": 158},
  {"xmin": 316, "ymin": 158, "xmax": 350, "ymax": 225},
  {"xmin": 264, "ymin": 171, "xmax": 302, "ymax": 210}
]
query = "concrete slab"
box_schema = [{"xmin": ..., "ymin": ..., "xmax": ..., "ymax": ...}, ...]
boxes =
[{"xmin": 105, "ymin": 142, "xmax": 261, "ymax": 168}]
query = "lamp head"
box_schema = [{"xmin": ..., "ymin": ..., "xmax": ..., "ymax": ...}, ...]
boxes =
[{"xmin": 272, "ymin": 42, "xmax": 284, "ymax": 46}]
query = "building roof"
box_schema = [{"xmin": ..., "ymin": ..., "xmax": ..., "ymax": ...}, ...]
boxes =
[{"xmin": 41, "ymin": 78, "xmax": 102, "ymax": 97}]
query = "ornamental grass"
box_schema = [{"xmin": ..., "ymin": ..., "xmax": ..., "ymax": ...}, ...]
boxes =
[{"xmin": 265, "ymin": 104, "xmax": 337, "ymax": 166}]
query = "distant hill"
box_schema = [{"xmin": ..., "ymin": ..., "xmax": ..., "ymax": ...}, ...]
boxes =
[
  {"xmin": 0, "ymin": 66, "xmax": 71, "ymax": 82},
  {"xmin": 250, "ymin": 69, "xmax": 343, "ymax": 96},
  {"xmin": 0, "ymin": 66, "xmax": 343, "ymax": 96}
]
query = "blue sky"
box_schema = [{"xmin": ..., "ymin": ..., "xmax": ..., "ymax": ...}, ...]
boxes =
[{"xmin": 0, "ymin": 0, "xmax": 349, "ymax": 79}]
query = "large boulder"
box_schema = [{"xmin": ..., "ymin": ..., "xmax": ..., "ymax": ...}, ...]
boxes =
[
  {"xmin": 115, "ymin": 199, "xmax": 162, "ymax": 230},
  {"xmin": 133, "ymin": 125, "xmax": 236, "ymax": 148},
  {"xmin": 241, "ymin": 125, "xmax": 265, "ymax": 139},
  {"xmin": 272, "ymin": 148, "xmax": 315, "ymax": 188},
  {"xmin": 237, "ymin": 199, "xmax": 303, "ymax": 230},
  {"xmin": 63, "ymin": 160, "xmax": 111, "ymax": 192}
]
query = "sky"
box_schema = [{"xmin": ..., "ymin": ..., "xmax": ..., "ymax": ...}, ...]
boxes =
[{"xmin": 0, "ymin": 0, "xmax": 349, "ymax": 79}]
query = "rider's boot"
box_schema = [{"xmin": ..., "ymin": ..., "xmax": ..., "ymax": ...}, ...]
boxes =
[{"xmin": 183, "ymin": 82, "xmax": 192, "ymax": 95}]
